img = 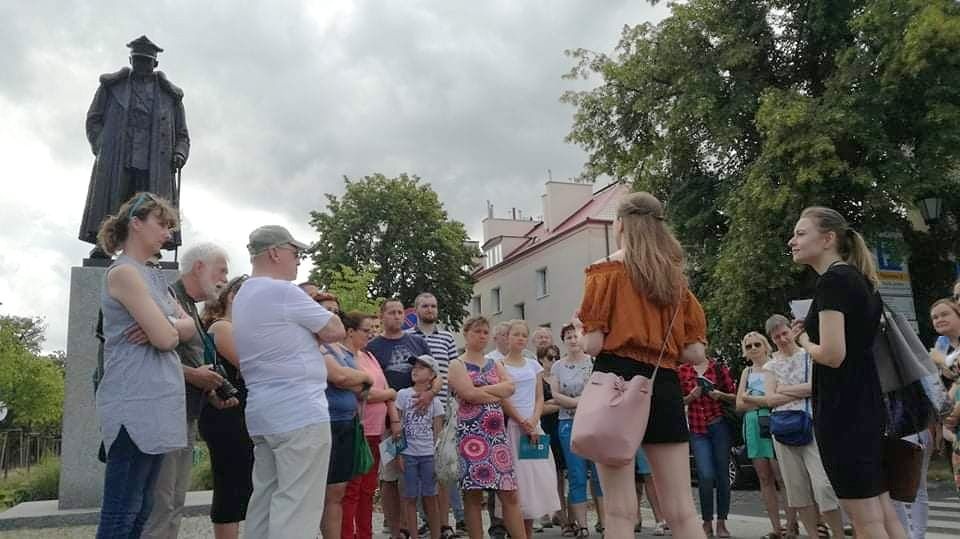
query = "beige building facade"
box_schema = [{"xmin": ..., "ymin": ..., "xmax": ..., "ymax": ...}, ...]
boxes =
[{"xmin": 468, "ymin": 181, "xmax": 629, "ymax": 346}]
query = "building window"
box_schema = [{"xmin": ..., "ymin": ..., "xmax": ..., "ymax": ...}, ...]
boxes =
[
  {"xmin": 471, "ymin": 295, "xmax": 482, "ymax": 315},
  {"xmin": 491, "ymin": 287, "xmax": 502, "ymax": 313},
  {"xmin": 536, "ymin": 267, "xmax": 548, "ymax": 298},
  {"xmin": 484, "ymin": 244, "xmax": 503, "ymax": 269},
  {"xmin": 514, "ymin": 302, "xmax": 525, "ymax": 320}
]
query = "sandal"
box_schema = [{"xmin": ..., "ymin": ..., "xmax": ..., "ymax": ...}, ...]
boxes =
[
  {"xmin": 653, "ymin": 522, "xmax": 669, "ymax": 536},
  {"xmin": 817, "ymin": 523, "xmax": 830, "ymax": 538},
  {"xmin": 561, "ymin": 523, "xmax": 578, "ymax": 537},
  {"xmin": 595, "ymin": 522, "xmax": 604, "ymax": 533},
  {"xmin": 576, "ymin": 527, "xmax": 590, "ymax": 538},
  {"xmin": 439, "ymin": 526, "xmax": 457, "ymax": 539}
]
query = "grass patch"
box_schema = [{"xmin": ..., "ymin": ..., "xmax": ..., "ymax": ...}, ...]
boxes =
[
  {"xmin": 190, "ymin": 442, "xmax": 213, "ymax": 491},
  {"xmin": 0, "ymin": 456, "xmax": 60, "ymax": 509}
]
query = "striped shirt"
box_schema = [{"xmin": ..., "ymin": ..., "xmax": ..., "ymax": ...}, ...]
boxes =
[{"xmin": 408, "ymin": 325, "xmax": 458, "ymax": 404}]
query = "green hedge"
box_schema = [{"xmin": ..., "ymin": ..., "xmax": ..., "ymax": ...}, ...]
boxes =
[
  {"xmin": 0, "ymin": 456, "xmax": 60, "ymax": 509},
  {"xmin": 0, "ymin": 444, "xmax": 214, "ymax": 510}
]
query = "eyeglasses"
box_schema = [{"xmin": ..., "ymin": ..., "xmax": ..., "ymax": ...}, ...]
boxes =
[
  {"xmin": 744, "ymin": 342, "xmax": 763, "ymax": 350},
  {"xmin": 275, "ymin": 244, "xmax": 307, "ymax": 261}
]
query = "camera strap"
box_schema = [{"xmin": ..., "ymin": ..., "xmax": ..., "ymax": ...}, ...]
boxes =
[{"xmin": 168, "ymin": 283, "xmax": 219, "ymax": 368}]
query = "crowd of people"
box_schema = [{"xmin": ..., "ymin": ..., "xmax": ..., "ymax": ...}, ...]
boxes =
[{"xmin": 90, "ymin": 190, "xmax": 960, "ymax": 539}]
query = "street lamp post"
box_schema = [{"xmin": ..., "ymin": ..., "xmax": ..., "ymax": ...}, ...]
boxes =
[{"xmin": 918, "ymin": 197, "xmax": 944, "ymax": 226}]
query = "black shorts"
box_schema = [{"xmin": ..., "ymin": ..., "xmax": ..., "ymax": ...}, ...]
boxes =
[
  {"xmin": 327, "ymin": 419, "xmax": 356, "ymax": 484},
  {"xmin": 592, "ymin": 353, "xmax": 689, "ymax": 444}
]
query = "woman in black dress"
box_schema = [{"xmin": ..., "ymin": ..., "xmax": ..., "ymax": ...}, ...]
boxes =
[
  {"xmin": 788, "ymin": 206, "xmax": 906, "ymax": 538},
  {"xmin": 199, "ymin": 275, "xmax": 254, "ymax": 539}
]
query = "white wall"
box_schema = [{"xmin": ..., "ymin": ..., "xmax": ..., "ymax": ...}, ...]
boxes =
[{"xmin": 469, "ymin": 223, "xmax": 616, "ymax": 347}]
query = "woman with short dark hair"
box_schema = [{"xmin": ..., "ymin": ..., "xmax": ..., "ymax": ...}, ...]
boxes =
[{"xmin": 550, "ymin": 324, "xmax": 603, "ymax": 537}]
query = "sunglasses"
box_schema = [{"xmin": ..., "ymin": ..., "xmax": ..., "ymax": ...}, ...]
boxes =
[
  {"xmin": 127, "ymin": 193, "xmax": 154, "ymax": 219},
  {"xmin": 744, "ymin": 342, "xmax": 763, "ymax": 350}
]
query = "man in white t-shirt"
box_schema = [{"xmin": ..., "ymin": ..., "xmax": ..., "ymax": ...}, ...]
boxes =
[{"xmin": 233, "ymin": 225, "xmax": 346, "ymax": 539}]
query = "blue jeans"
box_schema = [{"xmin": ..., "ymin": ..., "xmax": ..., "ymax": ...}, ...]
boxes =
[
  {"xmin": 97, "ymin": 426, "xmax": 165, "ymax": 539},
  {"xmin": 558, "ymin": 419, "xmax": 602, "ymax": 504},
  {"xmin": 690, "ymin": 420, "xmax": 732, "ymax": 521},
  {"xmin": 448, "ymin": 480, "xmax": 465, "ymax": 521}
]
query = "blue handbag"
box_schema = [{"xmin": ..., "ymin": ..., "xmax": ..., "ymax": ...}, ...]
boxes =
[{"xmin": 770, "ymin": 353, "xmax": 814, "ymax": 446}]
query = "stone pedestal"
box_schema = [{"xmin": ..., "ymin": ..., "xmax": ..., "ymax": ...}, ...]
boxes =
[{"xmin": 59, "ymin": 264, "xmax": 178, "ymax": 510}]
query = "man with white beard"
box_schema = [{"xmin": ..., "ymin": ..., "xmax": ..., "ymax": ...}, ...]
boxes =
[{"xmin": 143, "ymin": 242, "xmax": 232, "ymax": 538}]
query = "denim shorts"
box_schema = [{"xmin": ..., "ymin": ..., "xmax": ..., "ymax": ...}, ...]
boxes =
[{"xmin": 401, "ymin": 454, "xmax": 437, "ymax": 498}]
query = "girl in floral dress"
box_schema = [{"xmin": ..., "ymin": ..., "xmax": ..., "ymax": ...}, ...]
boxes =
[{"xmin": 448, "ymin": 316, "xmax": 525, "ymax": 539}]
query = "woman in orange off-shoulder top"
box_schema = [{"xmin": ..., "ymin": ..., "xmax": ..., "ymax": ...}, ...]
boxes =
[{"xmin": 572, "ymin": 191, "xmax": 708, "ymax": 539}]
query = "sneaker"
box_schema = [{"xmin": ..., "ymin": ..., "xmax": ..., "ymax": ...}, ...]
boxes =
[
  {"xmin": 488, "ymin": 523, "xmax": 508, "ymax": 539},
  {"xmin": 533, "ymin": 520, "xmax": 544, "ymax": 533},
  {"xmin": 653, "ymin": 522, "xmax": 669, "ymax": 536},
  {"xmin": 540, "ymin": 515, "xmax": 554, "ymax": 529}
]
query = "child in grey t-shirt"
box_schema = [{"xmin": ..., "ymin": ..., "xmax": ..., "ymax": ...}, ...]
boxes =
[{"xmin": 395, "ymin": 356, "xmax": 444, "ymax": 538}]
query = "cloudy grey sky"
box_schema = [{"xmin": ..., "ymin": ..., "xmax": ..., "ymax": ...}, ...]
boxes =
[{"xmin": 0, "ymin": 1, "xmax": 667, "ymax": 352}]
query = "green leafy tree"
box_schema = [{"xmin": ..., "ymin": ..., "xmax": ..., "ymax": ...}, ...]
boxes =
[
  {"xmin": 309, "ymin": 174, "xmax": 479, "ymax": 328},
  {"xmin": 0, "ymin": 316, "xmax": 46, "ymax": 355},
  {"xmin": 564, "ymin": 0, "xmax": 960, "ymax": 360},
  {"xmin": 325, "ymin": 265, "xmax": 385, "ymax": 314},
  {"xmin": 0, "ymin": 320, "xmax": 64, "ymax": 430}
]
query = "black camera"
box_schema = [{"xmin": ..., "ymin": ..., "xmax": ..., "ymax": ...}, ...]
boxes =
[{"xmin": 213, "ymin": 364, "xmax": 240, "ymax": 401}]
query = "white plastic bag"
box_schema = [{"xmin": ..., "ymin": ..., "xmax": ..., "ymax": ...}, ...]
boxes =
[{"xmin": 434, "ymin": 398, "xmax": 460, "ymax": 483}]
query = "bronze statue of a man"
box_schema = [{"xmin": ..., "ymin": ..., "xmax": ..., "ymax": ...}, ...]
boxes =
[{"xmin": 80, "ymin": 35, "xmax": 190, "ymax": 258}]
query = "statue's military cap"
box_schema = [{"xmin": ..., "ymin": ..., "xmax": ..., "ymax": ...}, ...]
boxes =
[{"xmin": 126, "ymin": 35, "xmax": 163, "ymax": 59}]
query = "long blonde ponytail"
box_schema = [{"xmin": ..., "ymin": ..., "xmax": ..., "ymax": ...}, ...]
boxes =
[{"xmin": 800, "ymin": 206, "xmax": 879, "ymax": 288}]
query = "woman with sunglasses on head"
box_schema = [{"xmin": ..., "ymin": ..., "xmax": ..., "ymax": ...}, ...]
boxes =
[
  {"xmin": 199, "ymin": 275, "xmax": 254, "ymax": 539},
  {"xmin": 735, "ymin": 332, "xmax": 791, "ymax": 539},
  {"xmin": 94, "ymin": 192, "xmax": 196, "ymax": 538},
  {"xmin": 789, "ymin": 206, "xmax": 906, "ymax": 538},
  {"xmin": 341, "ymin": 311, "xmax": 397, "ymax": 539}
]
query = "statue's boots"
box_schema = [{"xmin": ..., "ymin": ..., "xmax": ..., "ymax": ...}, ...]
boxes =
[{"xmin": 88, "ymin": 245, "xmax": 111, "ymax": 259}]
